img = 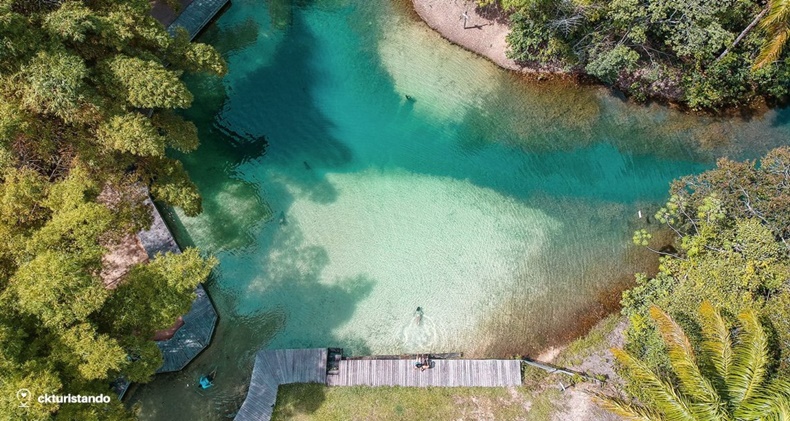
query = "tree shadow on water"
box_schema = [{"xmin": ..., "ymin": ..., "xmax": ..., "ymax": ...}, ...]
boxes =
[
  {"xmin": 194, "ymin": 203, "xmax": 375, "ymax": 418},
  {"xmin": 166, "ymin": 7, "xmax": 357, "ymax": 251},
  {"xmin": 221, "ymin": 9, "xmax": 354, "ymax": 181},
  {"xmin": 200, "ymin": 16, "xmax": 260, "ymax": 55},
  {"xmin": 235, "ymin": 199, "xmax": 375, "ymax": 353},
  {"xmin": 165, "ymin": 71, "xmax": 271, "ymax": 252},
  {"xmin": 131, "ymin": 205, "xmax": 375, "ymax": 420}
]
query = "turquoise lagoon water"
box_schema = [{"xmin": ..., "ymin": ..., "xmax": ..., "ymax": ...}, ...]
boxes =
[{"xmin": 130, "ymin": 0, "xmax": 790, "ymax": 418}]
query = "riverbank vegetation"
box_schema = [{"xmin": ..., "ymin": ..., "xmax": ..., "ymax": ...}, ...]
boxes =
[
  {"xmin": 0, "ymin": 0, "xmax": 223, "ymax": 418},
  {"xmin": 598, "ymin": 147, "xmax": 790, "ymax": 418},
  {"xmin": 600, "ymin": 304, "xmax": 790, "ymax": 419},
  {"xmin": 479, "ymin": 0, "xmax": 790, "ymax": 109}
]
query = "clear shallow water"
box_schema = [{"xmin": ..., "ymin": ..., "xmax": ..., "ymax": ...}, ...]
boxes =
[{"xmin": 129, "ymin": 0, "xmax": 790, "ymax": 418}]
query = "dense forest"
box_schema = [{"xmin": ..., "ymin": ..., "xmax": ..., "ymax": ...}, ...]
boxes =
[
  {"xmin": 481, "ymin": 0, "xmax": 790, "ymax": 109},
  {"xmin": 0, "ymin": 0, "xmax": 222, "ymax": 418},
  {"xmin": 599, "ymin": 148, "xmax": 790, "ymax": 419}
]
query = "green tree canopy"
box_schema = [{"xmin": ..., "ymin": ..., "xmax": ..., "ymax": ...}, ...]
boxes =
[
  {"xmin": 620, "ymin": 147, "xmax": 790, "ymax": 383},
  {"xmin": 660, "ymin": 147, "xmax": 790, "ymax": 245},
  {"xmin": 0, "ymin": 165, "xmax": 217, "ymax": 419},
  {"xmin": 0, "ymin": 0, "xmax": 226, "ymax": 215},
  {"xmin": 492, "ymin": 0, "xmax": 790, "ymax": 108},
  {"xmin": 0, "ymin": 0, "xmax": 224, "ymax": 418},
  {"xmin": 99, "ymin": 248, "xmax": 217, "ymax": 339}
]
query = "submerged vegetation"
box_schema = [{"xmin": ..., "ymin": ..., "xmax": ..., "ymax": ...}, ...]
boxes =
[
  {"xmin": 0, "ymin": 0, "xmax": 223, "ymax": 418},
  {"xmin": 481, "ymin": 0, "xmax": 790, "ymax": 109}
]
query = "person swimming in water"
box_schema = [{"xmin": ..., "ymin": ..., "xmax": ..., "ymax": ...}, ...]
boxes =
[{"xmin": 414, "ymin": 307, "xmax": 423, "ymax": 325}]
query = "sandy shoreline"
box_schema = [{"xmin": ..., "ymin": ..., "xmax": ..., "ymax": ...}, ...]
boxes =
[
  {"xmin": 412, "ymin": 0, "xmax": 565, "ymax": 75},
  {"xmin": 410, "ymin": 0, "xmax": 778, "ymax": 111},
  {"xmin": 411, "ymin": 0, "xmax": 521, "ymax": 71}
]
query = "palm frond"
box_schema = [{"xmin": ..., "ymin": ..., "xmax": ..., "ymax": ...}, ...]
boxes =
[
  {"xmin": 754, "ymin": 0, "xmax": 790, "ymax": 69},
  {"xmin": 649, "ymin": 306, "xmax": 725, "ymax": 420},
  {"xmin": 736, "ymin": 378, "xmax": 790, "ymax": 421},
  {"xmin": 591, "ymin": 392, "xmax": 665, "ymax": 421},
  {"xmin": 698, "ymin": 301, "xmax": 732, "ymax": 393},
  {"xmin": 726, "ymin": 309, "xmax": 769, "ymax": 409},
  {"xmin": 760, "ymin": 0, "xmax": 790, "ymax": 30},
  {"xmin": 612, "ymin": 348, "xmax": 697, "ymax": 421},
  {"xmin": 754, "ymin": 27, "xmax": 790, "ymax": 69}
]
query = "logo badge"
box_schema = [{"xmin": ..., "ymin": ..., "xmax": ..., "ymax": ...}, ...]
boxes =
[{"xmin": 17, "ymin": 389, "xmax": 31, "ymax": 408}]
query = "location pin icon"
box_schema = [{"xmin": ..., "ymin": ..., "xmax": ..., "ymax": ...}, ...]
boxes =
[{"xmin": 17, "ymin": 389, "xmax": 30, "ymax": 408}]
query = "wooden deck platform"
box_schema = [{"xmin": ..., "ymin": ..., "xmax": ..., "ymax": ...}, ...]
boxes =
[
  {"xmin": 137, "ymin": 198, "xmax": 180, "ymax": 258},
  {"xmin": 234, "ymin": 349, "xmax": 523, "ymax": 421},
  {"xmin": 137, "ymin": 199, "xmax": 219, "ymax": 373},
  {"xmin": 235, "ymin": 349, "xmax": 328, "ymax": 421},
  {"xmin": 156, "ymin": 284, "xmax": 217, "ymax": 372},
  {"xmin": 111, "ymin": 0, "xmax": 225, "ymax": 399},
  {"xmin": 167, "ymin": 0, "xmax": 230, "ymax": 40},
  {"xmin": 326, "ymin": 358, "xmax": 522, "ymax": 387}
]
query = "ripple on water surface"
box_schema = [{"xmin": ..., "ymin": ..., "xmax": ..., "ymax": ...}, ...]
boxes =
[{"xmin": 222, "ymin": 169, "xmax": 560, "ymax": 355}]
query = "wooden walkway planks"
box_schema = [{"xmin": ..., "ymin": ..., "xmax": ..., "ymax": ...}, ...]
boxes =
[
  {"xmin": 234, "ymin": 349, "xmax": 522, "ymax": 420},
  {"xmin": 325, "ymin": 358, "xmax": 522, "ymax": 387},
  {"xmin": 167, "ymin": 0, "xmax": 230, "ymax": 40},
  {"xmin": 137, "ymin": 198, "xmax": 180, "ymax": 258},
  {"xmin": 235, "ymin": 349, "xmax": 328, "ymax": 421},
  {"xmin": 137, "ymin": 199, "xmax": 219, "ymax": 373},
  {"xmin": 156, "ymin": 284, "xmax": 218, "ymax": 372}
]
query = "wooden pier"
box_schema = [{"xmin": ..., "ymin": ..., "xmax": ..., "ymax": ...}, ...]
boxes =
[
  {"xmin": 138, "ymin": 199, "xmax": 219, "ymax": 373},
  {"xmin": 111, "ymin": 0, "xmax": 227, "ymax": 393},
  {"xmin": 156, "ymin": 284, "xmax": 217, "ymax": 372},
  {"xmin": 167, "ymin": 0, "xmax": 230, "ymax": 40},
  {"xmin": 137, "ymin": 198, "xmax": 180, "ymax": 257},
  {"xmin": 235, "ymin": 349, "xmax": 328, "ymax": 421},
  {"xmin": 326, "ymin": 358, "xmax": 522, "ymax": 387},
  {"xmin": 235, "ymin": 349, "xmax": 523, "ymax": 421}
]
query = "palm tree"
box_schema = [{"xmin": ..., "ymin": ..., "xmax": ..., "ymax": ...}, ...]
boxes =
[
  {"xmin": 595, "ymin": 302, "xmax": 790, "ymax": 421},
  {"xmin": 754, "ymin": 0, "xmax": 790, "ymax": 69}
]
